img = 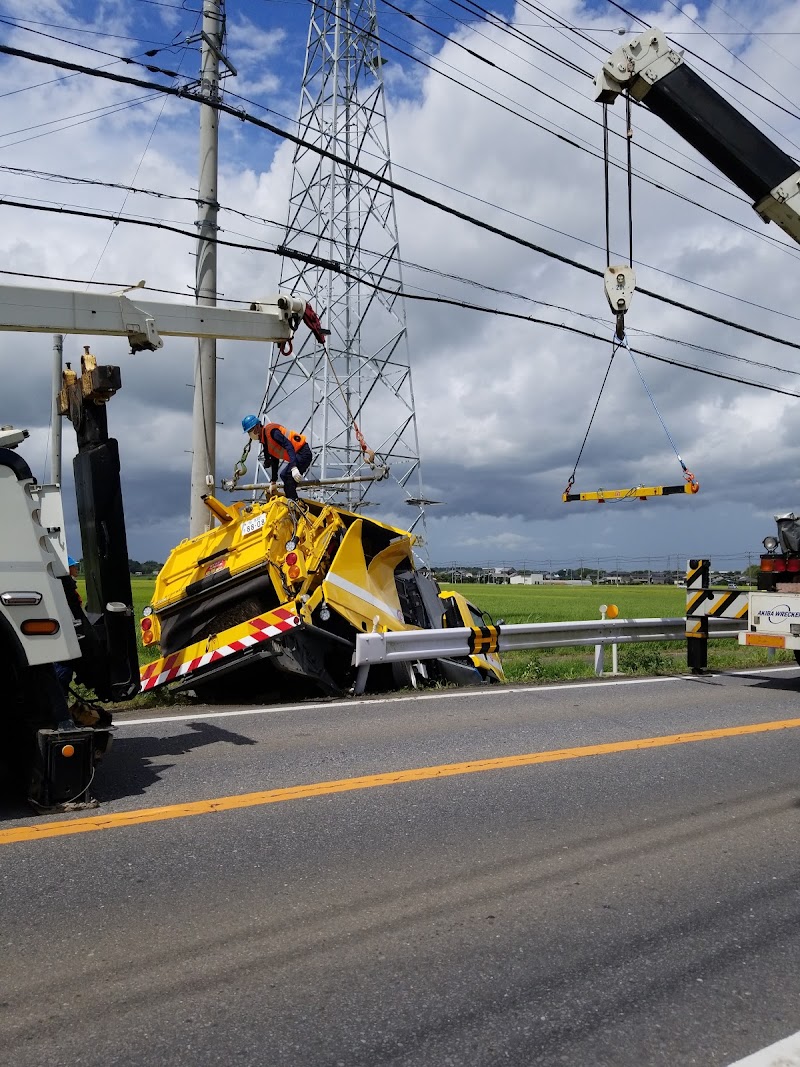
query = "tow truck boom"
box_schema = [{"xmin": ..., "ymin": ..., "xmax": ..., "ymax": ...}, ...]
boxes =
[
  {"xmin": 595, "ymin": 27, "xmax": 800, "ymax": 245},
  {"xmin": 0, "ymin": 285, "xmax": 308, "ymax": 351}
]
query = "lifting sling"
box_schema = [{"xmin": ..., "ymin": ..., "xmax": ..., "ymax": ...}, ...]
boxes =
[{"xmin": 563, "ymin": 333, "xmax": 699, "ymax": 503}]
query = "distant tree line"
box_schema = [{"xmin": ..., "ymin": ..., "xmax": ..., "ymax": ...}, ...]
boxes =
[{"xmin": 128, "ymin": 559, "xmax": 163, "ymax": 575}]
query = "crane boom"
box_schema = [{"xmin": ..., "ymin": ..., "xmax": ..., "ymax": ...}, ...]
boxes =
[
  {"xmin": 595, "ymin": 28, "xmax": 800, "ymax": 244},
  {"xmin": 0, "ymin": 284, "xmax": 307, "ymax": 351}
]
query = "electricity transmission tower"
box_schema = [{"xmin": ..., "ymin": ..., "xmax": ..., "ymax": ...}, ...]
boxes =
[{"xmin": 259, "ymin": 0, "xmax": 428, "ymax": 534}]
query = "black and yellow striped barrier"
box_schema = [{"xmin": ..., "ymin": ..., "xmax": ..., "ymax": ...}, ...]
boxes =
[
  {"xmin": 685, "ymin": 558, "xmax": 749, "ymax": 672},
  {"xmin": 468, "ymin": 626, "xmax": 500, "ymax": 656}
]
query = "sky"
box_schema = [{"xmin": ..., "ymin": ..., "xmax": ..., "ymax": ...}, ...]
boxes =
[{"xmin": 1, "ymin": 0, "xmax": 800, "ymax": 572}]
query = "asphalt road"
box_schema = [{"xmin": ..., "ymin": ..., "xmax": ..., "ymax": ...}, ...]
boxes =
[{"xmin": 2, "ymin": 668, "xmax": 800, "ymax": 1066}]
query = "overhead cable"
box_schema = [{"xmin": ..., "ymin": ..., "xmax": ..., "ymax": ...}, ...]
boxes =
[
  {"xmin": 1, "ymin": 255, "xmax": 797, "ymax": 393},
  {"xmin": 2, "ymin": 43, "xmax": 799, "ymax": 353},
  {"xmin": 8, "ymin": 161, "xmax": 799, "ymax": 328},
  {"xmin": 604, "ymin": 0, "xmax": 800, "ymax": 127},
  {"xmin": 378, "ymin": 0, "xmax": 746, "ymax": 203}
]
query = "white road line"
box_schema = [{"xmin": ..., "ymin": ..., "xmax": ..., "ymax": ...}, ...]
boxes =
[
  {"xmin": 115, "ymin": 666, "xmax": 800, "ymax": 729},
  {"xmin": 726, "ymin": 1030, "xmax": 800, "ymax": 1066},
  {"xmin": 118, "ymin": 674, "xmax": 686, "ymax": 727}
]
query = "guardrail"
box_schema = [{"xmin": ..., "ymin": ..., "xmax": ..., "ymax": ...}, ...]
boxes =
[{"xmin": 352, "ymin": 616, "xmax": 746, "ymax": 694}]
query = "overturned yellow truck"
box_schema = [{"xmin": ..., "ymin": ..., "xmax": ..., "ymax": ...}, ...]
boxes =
[{"xmin": 140, "ymin": 493, "xmax": 504, "ymax": 701}]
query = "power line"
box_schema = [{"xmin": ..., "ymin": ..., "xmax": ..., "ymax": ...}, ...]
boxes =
[
  {"xmin": 9, "ymin": 160, "xmax": 800, "ymax": 332},
  {"xmin": 4, "ymin": 190, "xmax": 800, "ymax": 392},
  {"xmin": 604, "ymin": 0, "xmax": 800, "ymax": 129},
  {"xmin": 343, "ymin": 272, "xmax": 800, "ymax": 397},
  {"xmin": 272, "ymin": 1, "xmax": 797, "ymax": 257},
  {"xmin": 1, "ymin": 252, "xmax": 796, "ymax": 394},
  {"xmin": 661, "ymin": 0, "xmax": 800, "ymax": 114},
  {"xmin": 0, "ymin": 93, "xmax": 164, "ymax": 151},
  {"xmin": 6, "ymin": 3, "xmax": 789, "ymax": 271},
  {"xmin": 378, "ymin": 0, "xmax": 746, "ymax": 204},
  {"xmin": 0, "ymin": 17, "xmax": 192, "ymax": 82},
  {"xmin": 15, "ymin": 180, "xmax": 794, "ymax": 380},
  {"xmin": 0, "ymin": 13, "xmax": 188, "ymax": 48},
  {"xmin": 3, "ymin": 42, "xmax": 799, "ymax": 355},
  {"xmin": 85, "ymin": 14, "xmax": 200, "ymax": 283}
]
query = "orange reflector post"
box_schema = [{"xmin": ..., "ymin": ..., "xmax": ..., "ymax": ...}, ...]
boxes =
[{"xmin": 21, "ymin": 618, "xmax": 60, "ymax": 636}]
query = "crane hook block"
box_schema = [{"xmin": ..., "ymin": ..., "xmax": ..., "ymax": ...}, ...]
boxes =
[{"xmin": 604, "ymin": 265, "xmax": 636, "ymax": 316}]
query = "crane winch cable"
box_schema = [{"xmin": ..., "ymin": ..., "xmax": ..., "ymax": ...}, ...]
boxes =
[{"xmin": 601, "ymin": 97, "xmax": 635, "ymax": 341}]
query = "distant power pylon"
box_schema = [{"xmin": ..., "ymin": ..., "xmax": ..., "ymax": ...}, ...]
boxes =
[{"xmin": 259, "ymin": 0, "xmax": 428, "ymax": 535}]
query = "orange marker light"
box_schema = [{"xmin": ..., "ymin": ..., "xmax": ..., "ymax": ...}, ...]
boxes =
[
  {"xmin": 288, "ymin": 565, "xmax": 301, "ymax": 580},
  {"xmin": 61, "ymin": 744, "xmax": 75, "ymax": 758},
  {"xmin": 21, "ymin": 619, "xmax": 60, "ymax": 636}
]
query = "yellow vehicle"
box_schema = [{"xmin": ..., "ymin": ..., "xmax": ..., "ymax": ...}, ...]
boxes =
[{"xmin": 140, "ymin": 492, "xmax": 504, "ymax": 700}]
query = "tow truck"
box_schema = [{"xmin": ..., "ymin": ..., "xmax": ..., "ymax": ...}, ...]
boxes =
[
  {"xmin": 0, "ymin": 286, "xmax": 316, "ymax": 809},
  {"xmin": 1, "ymin": 284, "xmax": 502, "ymax": 810},
  {"xmin": 596, "ymin": 27, "xmax": 800, "ymax": 663}
]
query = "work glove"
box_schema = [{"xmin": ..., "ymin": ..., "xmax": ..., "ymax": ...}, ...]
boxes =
[
  {"xmin": 291, "ymin": 466, "xmax": 303, "ymax": 482},
  {"xmin": 269, "ymin": 481, "xmax": 278, "ymax": 496}
]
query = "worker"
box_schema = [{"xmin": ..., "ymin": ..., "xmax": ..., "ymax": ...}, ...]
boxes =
[{"xmin": 242, "ymin": 415, "xmax": 312, "ymax": 501}]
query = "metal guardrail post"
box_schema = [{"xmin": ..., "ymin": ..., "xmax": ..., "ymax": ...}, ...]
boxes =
[
  {"xmin": 593, "ymin": 643, "xmax": 604, "ymax": 676},
  {"xmin": 594, "ymin": 605, "xmax": 606, "ymax": 676},
  {"xmin": 354, "ymin": 663, "xmax": 370, "ymax": 696}
]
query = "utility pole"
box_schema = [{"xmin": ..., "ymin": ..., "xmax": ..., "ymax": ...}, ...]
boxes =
[{"xmin": 189, "ymin": 0, "xmax": 234, "ymax": 537}]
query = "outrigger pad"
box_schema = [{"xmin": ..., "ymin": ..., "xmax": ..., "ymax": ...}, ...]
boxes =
[{"xmin": 28, "ymin": 728, "xmax": 97, "ymax": 812}]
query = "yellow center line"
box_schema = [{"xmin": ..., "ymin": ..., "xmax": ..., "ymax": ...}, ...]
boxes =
[{"xmin": 3, "ymin": 717, "xmax": 800, "ymax": 846}]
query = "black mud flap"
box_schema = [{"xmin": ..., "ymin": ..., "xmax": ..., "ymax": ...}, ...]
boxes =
[{"xmin": 28, "ymin": 728, "xmax": 102, "ymax": 813}]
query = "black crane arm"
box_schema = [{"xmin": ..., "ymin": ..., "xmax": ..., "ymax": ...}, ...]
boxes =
[{"xmin": 595, "ymin": 28, "xmax": 800, "ymax": 244}]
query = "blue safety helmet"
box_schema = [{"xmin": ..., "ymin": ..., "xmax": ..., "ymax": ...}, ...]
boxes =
[
  {"xmin": 68, "ymin": 556, "xmax": 77, "ymax": 568},
  {"xmin": 242, "ymin": 414, "xmax": 260, "ymax": 433}
]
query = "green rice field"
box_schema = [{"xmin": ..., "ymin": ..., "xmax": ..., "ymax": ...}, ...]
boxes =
[
  {"xmin": 84, "ymin": 577, "xmax": 792, "ymax": 704},
  {"xmin": 447, "ymin": 581, "xmax": 793, "ymax": 682}
]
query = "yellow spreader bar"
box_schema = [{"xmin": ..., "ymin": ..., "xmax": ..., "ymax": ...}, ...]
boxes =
[
  {"xmin": 2, "ymin": 715, "xmax": 799, "ymax": 846},
  {"xmin": 563, "ymin": 482, "xmax": 700, "ymax": 503}
]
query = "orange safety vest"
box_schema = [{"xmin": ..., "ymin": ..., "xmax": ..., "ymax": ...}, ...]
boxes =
[{"xmin": 261, "ymin": 422, "xmax": 307, "ymax": 461}]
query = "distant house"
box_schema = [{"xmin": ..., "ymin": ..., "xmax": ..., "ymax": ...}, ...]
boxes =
[{"xmin": 510, "ymin": 574, "xmax": 544, "ymax": 585}]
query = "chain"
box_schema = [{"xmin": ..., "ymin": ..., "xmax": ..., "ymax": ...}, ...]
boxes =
[{"xmin": 230, "ymin": 437, "xmax": 252, "ymax": 489}]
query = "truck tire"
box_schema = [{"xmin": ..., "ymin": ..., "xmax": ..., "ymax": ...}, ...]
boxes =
[{"xmin": 0, "ymin": 634, "xmax": 61, "ymax": 797}]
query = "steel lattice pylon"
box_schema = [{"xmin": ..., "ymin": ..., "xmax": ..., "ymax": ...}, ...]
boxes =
[{"xmin": 258, "ymin": 0, "xmax": 427, "ymax": 535}]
